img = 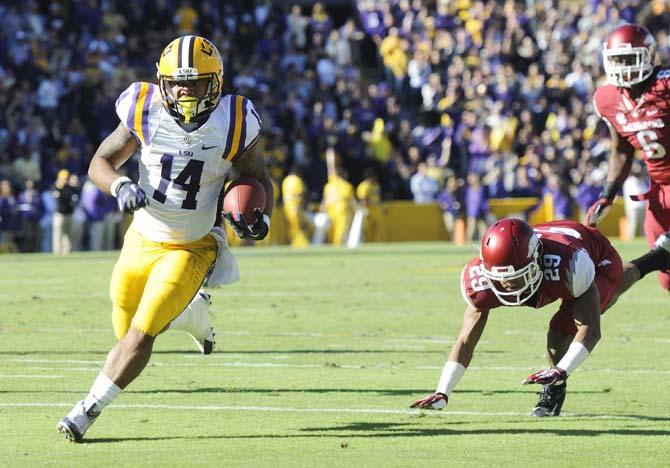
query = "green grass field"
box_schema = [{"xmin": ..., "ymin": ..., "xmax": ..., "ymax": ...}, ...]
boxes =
[{"xmin": 1, "ymin": 241, "xmax": 669, "ymax": 467}]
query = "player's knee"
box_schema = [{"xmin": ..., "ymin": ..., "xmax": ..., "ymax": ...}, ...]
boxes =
[
  {"xmin": 112, "ymin": 305, "xmax": 133, "ymax": 340},
  {"xmin": 122, "ymin": 327, "xmax": 155, "ymax": 353}
]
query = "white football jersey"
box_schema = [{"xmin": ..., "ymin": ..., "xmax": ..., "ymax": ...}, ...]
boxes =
[{"xmin": 115, "ymin": 82, "xmax": 261, "ymax": 243}]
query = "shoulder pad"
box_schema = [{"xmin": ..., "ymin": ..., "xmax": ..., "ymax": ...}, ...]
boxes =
[
  {"xmin": 220, "ymin": 95, "xmax": 262, "ymax": 162},
  {"xmin": 115, "ymin": 82, "xmax": 161, "ymax": 146}
]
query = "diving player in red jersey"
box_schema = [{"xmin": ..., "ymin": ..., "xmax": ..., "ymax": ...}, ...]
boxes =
[
  {"xmin": 587, "ymin": 24, "xmax": 670, "ymax": 290},
  {"xmin": 411, "ymin": 218, "xmax": 670, "ymax": 416}
]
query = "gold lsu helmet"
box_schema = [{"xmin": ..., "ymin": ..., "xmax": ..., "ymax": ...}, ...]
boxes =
[{"xmin": 157, "ymin": 35, "xmax": 224, "ymax": 123}]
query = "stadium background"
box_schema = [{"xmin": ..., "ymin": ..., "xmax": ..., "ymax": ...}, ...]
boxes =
[{"xmin": 0, "ymin": 0, "xmax": 667, "ymax": 252}]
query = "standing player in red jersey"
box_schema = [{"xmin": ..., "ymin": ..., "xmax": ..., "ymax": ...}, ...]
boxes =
[
  {"xmin": 587, "ymin": 24, "xmax": 670, "ymax": 290},
  {"xmin": 410, "ymin": 218, "xmax": 670, "ymax": 416}
]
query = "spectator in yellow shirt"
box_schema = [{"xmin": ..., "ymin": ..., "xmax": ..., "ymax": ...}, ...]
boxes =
[
  {"xmin": 356, "ymin": 169, "xmax": 385, "ymax": 243},
  {"xmin": 281, "ymin": 167, "xmax": 312, "ymax": 248},
  {"xmin": 320, "ymin": 148, "xmax": 355, "ymax": 246},
  {"xmin": 174, "ymin": 1, "xmax": 198, "ymax": 35}
]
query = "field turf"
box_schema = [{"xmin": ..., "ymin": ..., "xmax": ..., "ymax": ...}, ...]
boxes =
[{"xmin": 0, "ymin": 240, "xmax": 668, "ymax": 467}]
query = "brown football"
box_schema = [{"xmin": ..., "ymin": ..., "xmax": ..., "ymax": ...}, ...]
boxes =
[{"xmin": 223, "ymin": 176, "xmax": 267, "ymax": 224}]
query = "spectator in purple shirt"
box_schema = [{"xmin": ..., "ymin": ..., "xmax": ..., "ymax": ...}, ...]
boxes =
[
  {"xmin": 0, "ymin": 179, "xmax": 19, "ymax": 252},
  {"xmin": 437, "ymin": 173, "xmax": 462, "ymax": 242},
  {"xmin": 575, "ymin": 168, "xmax": 605, "ymax": 218},
  {"xmin": 310, "ymin": 2, "xmax": 333, "ymax": 38},
  {"xmin": 359, "ymin": 0, "xmax": 386, "ymax": 40},
  {"xmin": 542, "ymin": 174, "xmax": 572, "ymax": 220},
  {"xmin": 464, "ymin": 172, "xmax": 490, "ymax": 241},
  {"xmin": 17, "ymin": 179, "xmax": 42, "ymax": 252},
  {"xmin": 81, "ymin": 178, "xmax": 112, "ymax": 251}
]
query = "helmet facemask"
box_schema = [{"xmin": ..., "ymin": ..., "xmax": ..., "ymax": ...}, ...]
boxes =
[
  {"xmin": 157, "ymin": 70, "xmax": 221, "ymax": 123},
  {"xmin": 481, "ymin": 237, "xmax": 543, "ymax": 306},
  {"xmin": 603, "ymin": 45, "xmax": 654, "ymax": 88}
]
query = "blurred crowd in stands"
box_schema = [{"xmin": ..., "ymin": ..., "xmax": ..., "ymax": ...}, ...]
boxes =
[{"xmin": 0, "ymin": 0, "xmax": 667, "ymax": 252}]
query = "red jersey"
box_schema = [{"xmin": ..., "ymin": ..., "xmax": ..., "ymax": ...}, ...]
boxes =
[
  {"xmin": 461, "ymin": 221, "xmax": 614, "ymax": 310},
  {"xmin": 593, "ymin": 68, "xmax": 670, "ymax": 185}
]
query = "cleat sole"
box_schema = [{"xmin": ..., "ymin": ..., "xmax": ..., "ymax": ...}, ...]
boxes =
[{"xmin": 57, "ymin": 419, "xmax": 83, "ymax": 443}]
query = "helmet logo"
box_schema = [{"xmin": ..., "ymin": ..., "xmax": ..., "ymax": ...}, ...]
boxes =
[
  {"xmin": 200, "ymin": 42, "xmax": 213, "ymax": 57},
  {"xmin": 161, "ymin": 43, "xmax": 174, "ymax": 58}
]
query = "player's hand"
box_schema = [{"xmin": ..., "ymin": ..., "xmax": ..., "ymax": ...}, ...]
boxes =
[
  {"xmin": 585, "ymin": 198, "xmax": 611, "ymax": 227},
  {"xmin": 522, "ymin": 367, "xmax": 568, "ymax": 386},
  {"xmin": 410, "ymin": 392, "xmax": 448, "ymax": 410},
  {"xmin": 116, "ymin": 181, "xmax": 148, "ymax": 213},
  {"xmin": 223, "ymin": 208, "xmax": 269, "ymax": 240}
]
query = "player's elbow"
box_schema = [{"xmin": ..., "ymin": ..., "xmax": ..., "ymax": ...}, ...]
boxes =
[
  {"xmin": 87, "ymin": 157, "xmax": 101, "ymax": 183},
  {"xmin": 87, "ymin": 160, "xmax": 97, "ymax": 180}
]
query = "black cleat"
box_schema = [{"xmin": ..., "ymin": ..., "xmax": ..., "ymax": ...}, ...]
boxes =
[{"xmin": 531, "ymin": 383, "xmax": 566, "ymax": 417}]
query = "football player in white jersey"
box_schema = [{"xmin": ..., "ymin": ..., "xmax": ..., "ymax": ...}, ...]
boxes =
[{"xmin": 58, "ymin": 35, "xmax": 273, "ymax": 442}]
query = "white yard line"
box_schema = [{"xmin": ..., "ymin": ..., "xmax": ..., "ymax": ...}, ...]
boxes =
[
  {"xmin": 27, "ymin": 367, "xmax": 102, "ymax": 372},
  {"xmin": 12, "ymin": 358, "xmax": 670, "ymax": 374},
  {"xmin": 0, "ymin": 402, "xmax": 663, "ymax": 421},
  {"xmin": 0, "ymin": 374, "xmax": 63, "ymax": 379},
  {"xmin": 13, "ymin": 359, "xmax": 103, "ymax": 364}
]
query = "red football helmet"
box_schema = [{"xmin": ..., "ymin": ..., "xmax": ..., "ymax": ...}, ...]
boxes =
[
  {"xmin": 480, "ymin": 218, "xmax": 542, "ymax": 306},
  {"xmin": 602, "ymin": 24, "xmax": 656, "ymax": 88}
]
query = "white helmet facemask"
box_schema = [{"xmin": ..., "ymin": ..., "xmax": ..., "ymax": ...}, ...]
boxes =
[{"xmin": 603, "ymin": 45, "xmax": 654, "ymax": 87}]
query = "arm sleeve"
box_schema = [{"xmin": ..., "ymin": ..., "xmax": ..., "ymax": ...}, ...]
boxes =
[
  {"xmin": 115, "ymin": 83, "xmax": 137, "ymax": 132},
  {"xmin": 225, "ymin": 96, "xmax": 263, "ymax": 162},
  {"xmin": 460, "ymin": 261, "xmax": 501, "ymax": 310},
  {"xmin": 115, "ymin": 82, "xmax": 159, "ymax": 146},
  {"xmin": 460, "ymin": 265, "xmax": 477, "ymax": 309},
  {"xmin": 242, "ymin": 98, "xmax": 262, "ymax": 152}
]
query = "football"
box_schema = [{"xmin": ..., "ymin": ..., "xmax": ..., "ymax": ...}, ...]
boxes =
[{"xmin": 223, "ymin": 176, "xmax": 267, "ymax": 224}]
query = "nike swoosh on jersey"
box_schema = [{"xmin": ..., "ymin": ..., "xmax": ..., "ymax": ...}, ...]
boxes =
[{"xmin": 201, "ymin": 144, "xmax": 218, "ymax": 150}]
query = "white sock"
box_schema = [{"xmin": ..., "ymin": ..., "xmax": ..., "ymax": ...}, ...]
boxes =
[{"xmin": 83, "ymin": 372, "xmax": 122, "ymax": 412}]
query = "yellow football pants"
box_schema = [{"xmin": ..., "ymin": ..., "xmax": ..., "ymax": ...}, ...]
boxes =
[
  {"xmin": 364, "ymin": 206, "xmax": 385, "ymax": 242},
  {"xmin": 284, "ymin": 202, "xmax": 311, "ymax": 248},
  {"xmin": 110, "ymin": 228, "xmax": 217, "ymax": 338},
  {"xmin": 327, "ymin": 209, "xmax": 353, "ymax": 246}
]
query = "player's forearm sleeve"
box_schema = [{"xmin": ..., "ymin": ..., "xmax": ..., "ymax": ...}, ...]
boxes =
[{"xmin": 436, "ymin": 361, "xmax": 466, "ymax": 396}]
